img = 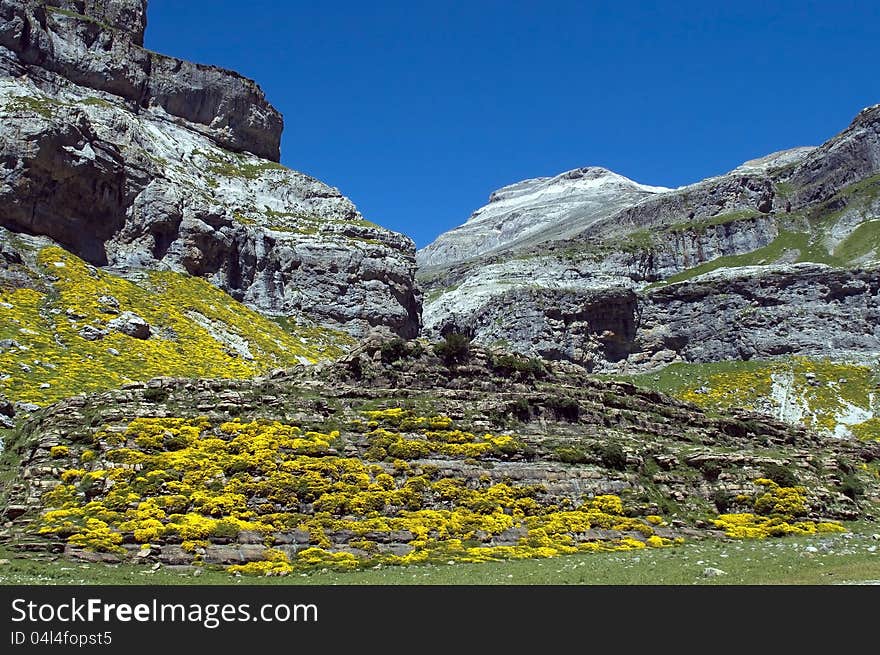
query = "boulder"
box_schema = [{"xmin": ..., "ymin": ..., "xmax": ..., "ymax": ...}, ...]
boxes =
[
  {"xmin": 78, "ymin": 325, "xmax": 108, "ymax": 341},
  {"xmin": 108, "ymin": 312, "xmax": 151, "ymax": 339}
]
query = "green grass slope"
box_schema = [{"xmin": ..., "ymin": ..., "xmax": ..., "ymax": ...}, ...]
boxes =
[
  {"xmin": 626, "ymin": 357, "xmax": 880, "ymax": 441},
  {"xmin": 2, "ymin": 523, "xmax": 878, "ymax": 585}
]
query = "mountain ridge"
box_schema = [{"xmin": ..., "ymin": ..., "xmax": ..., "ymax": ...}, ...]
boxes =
[
  {"xmin": 418, "ymin": 103, "xmax": 880, "ymax": 441},
  {"xmin": 420, "ymin": 103, "xmax": 880, "ymax": 272}
]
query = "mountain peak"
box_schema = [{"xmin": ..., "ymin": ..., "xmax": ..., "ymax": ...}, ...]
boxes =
[
  {"xmin": 418, "ymin": 166, "xmax": 668, "ymax": 268},
  {"xmin": 487, "ymin": 166, "xmax": 668, "ymax": 205}
]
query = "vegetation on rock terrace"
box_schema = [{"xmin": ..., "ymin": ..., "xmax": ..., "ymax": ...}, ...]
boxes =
[
  {"xmin": 34, "ymin": 410, "xmax": 683, "ymax": 575},
  {"xmin": 30, "ymin": 406, "xmax": 855, "ymax": 576},
  {"xmin": 629, "ymin": 357, "xmax": 880, "ymax": 440}
]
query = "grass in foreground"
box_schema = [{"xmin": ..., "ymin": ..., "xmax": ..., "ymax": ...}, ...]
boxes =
[{"xmin": 1, "ymin": 524, "xmax": 878, "ymax": 585}]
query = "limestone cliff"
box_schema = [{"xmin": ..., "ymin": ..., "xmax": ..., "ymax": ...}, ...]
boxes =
[{"xmin": 0, "ymin": 0, "xmax": 420, "ymax": 339}]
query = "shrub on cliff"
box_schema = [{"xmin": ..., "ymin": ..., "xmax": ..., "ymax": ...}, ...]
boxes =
[
  {"xmin": 433, "ymin": 333, "xmax": 471, "ymax": 367},
  {"xmin": 490, "ymin": 354, "xmax": 546, "ymax": 379},
  {"xmin": 380, "ymin": 338, "xmax": 409, "ymax": 364}
]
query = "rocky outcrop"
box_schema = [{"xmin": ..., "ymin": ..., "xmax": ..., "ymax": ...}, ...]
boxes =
[
  {"xmin": 421, "ymin": 214, "xmax": 781, "ymax": 355},
  {"xmin": 637, "ymin": 264, "xmax": 880, "ymax": 366},
  {"xmin": 57, "ymin": 1, "xmax": 148, "ymax": 44},
  {"xmin": 2, "ymin": 345, "xmax": 876, "ymax": 564},
  {"xmin": 0, "ymin": 0, "xmax": 420, "ymax": 338},
  {"xmin": 431, "ymin": 285, "xmax": 641, "ymax": 366},
  {"xmin": 599, "ymin": 214, "xmax": 780, "ymax": 281},
  {"xmin": 0, "ymin": 0, "xmax": 281, "ymax": 159},
  {"xmin": 427, "ymin": 264, "xmax": 880, "ymax": 372},
  {"xmin": 0, "ymin": 98, "xmax": 128, "ymax": 264}
]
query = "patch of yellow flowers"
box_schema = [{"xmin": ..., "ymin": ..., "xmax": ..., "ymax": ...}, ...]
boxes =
[
  {"xmin": 713, "ymin": 479, "xmax": 845, "ymax": 538},
  {"xmin": 0, "ymin": 247, "xmax": 351, "ymax": 405},
  {"xmin": 36, "ymin": 412, "xmax": 675, "ymax": 574}
]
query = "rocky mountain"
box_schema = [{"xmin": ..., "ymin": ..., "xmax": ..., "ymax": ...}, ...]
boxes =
[
  {"xmin": 418, "ymin": 105, "xmax": 880, "ymax": 438},
  {"xmin": 0, "ymin": 0, "xmax": 420, "ymax": 343},
  {"xmin": 417, "ymin": 167, "xmax": 670, "ymax": 268},
  {"xmin": 2, "ymin": 342, "xmax": 875, "ymax": 570}
]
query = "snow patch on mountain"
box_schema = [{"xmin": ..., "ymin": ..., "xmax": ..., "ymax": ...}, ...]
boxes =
[{"xmin": 417, "ymin": 167, "xmax": 670, "ymax": 268}]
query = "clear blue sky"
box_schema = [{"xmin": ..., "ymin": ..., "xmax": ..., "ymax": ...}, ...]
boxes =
[{"xmin": 146, "ymin": 1, "xmax": 880, "ymax": 247}]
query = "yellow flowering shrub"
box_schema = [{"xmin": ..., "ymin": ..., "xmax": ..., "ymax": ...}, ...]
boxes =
[
  {"xmin": 294, "ymin": 548, "xmax": 359, "ymax": 570},
  {"xmin": 715, "ymin": 513, "xmax": 815, "ymax": 538},
  {"xmin": 753, "ymin": 480, "xmax": 808, "ymax": 516},
  {"xmin": 590, "ymin": 495, "xmax": 625, "ymax": 516},
  {"xmin": 713, "ymin": 478, "xmax": 845, "ymax": 538},
  {"xmin": 362, "ymin": 409, "xmax": 525, "ymax": 460},
  {"xmin": 0, "ymin": 247, "xmax": 353, "ymax": 406},
  {"xmin": 37, "ymin": 412, "xmax": 674, "ymax": 570},
  {"xmin": 60, "ymin": 469, "xmax": 86, "ymax": 483},
  {"xmin": 66, "ymin": 519, "xmax": 124, "ymax": 554},
  {"xmin": 227, "ymin": 549, "xmax": 294, "ymax": 576}
]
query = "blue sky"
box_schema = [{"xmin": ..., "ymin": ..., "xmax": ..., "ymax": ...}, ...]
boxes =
[{"xmin": 146, "ymin": 1, "xmax": 880, "ymax": 247}]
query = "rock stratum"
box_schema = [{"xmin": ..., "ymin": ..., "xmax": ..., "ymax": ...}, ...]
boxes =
[
  {"xmin": 1, "ymin": 344, "xmax": 876, "ymax": 571},
  {"xmin": 0, "ymin": 0, "xmax": 420, "ymax": 343}
]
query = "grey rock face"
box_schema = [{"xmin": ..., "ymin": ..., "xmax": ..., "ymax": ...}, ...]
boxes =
[
  {"xmin": 0, "ymin": 0, "xmax": 420, "ymax": 339},
  {"xmin": 48, "ymin": 1, "xmax": 148, "ymax": 45},
  {"xmin": 0, "ymin": 0, "xmax": 281, "ymax": 160},
  {"xmin": 421, "ymin": 214, "xmax": 782, "ymax": 357},
  {"xmin": 599, "ymin": 214, "xmax": 779, "ymax": 281},
  {"xmin": 0, "ymin": 0, "xmax": 280, "ymax": 160},
  {"xmin": 144, "ymin": 52, "xmax": 284, "ymax": 162},
  {"xmin": 431, "ymin": 264, "xmax": 880, "ymax": 372},
  {"xmin": 0, "ymin": 103, "xmax": 128, "ymax": 264},
  {"xmin": 432, "ymin": 285, "xmax": 641, "ymax": 367},
  {"xmin": 97, "ymin": 295, "xmax": 119, "ymax": 313},
  {"xmin": 638, "ymin": 265, "xmax": 880, "ymax": 366}
]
